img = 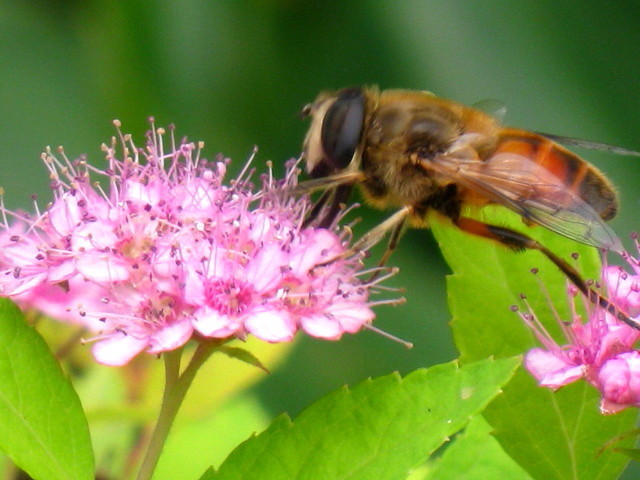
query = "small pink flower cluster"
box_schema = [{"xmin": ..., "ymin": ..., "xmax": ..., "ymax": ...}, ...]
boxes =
[
  {"xmin": 0, "ymin": 122, "xmax": 388, "ymax": 366},
  {"xmin": 521, "ymin": 247, "xmax": 640, "ymax": 414}
]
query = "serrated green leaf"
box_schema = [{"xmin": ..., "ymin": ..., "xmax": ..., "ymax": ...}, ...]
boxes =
[
  {"xmin": 200, "ymin": 357, "xmax": 519, "ymax": 480},
  {"xmin": 200, "ymin": 466, "xmax": 215, "ymax": 479},
  {"xmin": 431, "ymin": 207, "xmax": 636, "ymax": 480},
  {"xmin": 0, "ymin": 299, "xmax": 94, "ymax": 480},
  {"xmin": 424, "ymin": 415, "xmax": 532, "ymax": 480},
  {"xmin": 487, "ymin": 372, "xmax": 635, "ymax": 480}
]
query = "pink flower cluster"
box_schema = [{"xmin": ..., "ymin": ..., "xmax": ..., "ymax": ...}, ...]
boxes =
[
  {"xmin": 521, "ymin": 247, "xmax": 640, "ymax": 414},
  {"xmin": 0, "ymin": 122, "xmax": 389, "ymax": 366}
]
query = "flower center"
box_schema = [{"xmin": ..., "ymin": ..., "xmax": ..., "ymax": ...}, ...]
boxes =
[{"xmin": 205, "ymin": 279, "xmax": 252, "ymax": 316}]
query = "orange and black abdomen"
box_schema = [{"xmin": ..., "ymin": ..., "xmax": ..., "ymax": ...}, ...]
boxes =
[{"xmin": 493, "ymin": 128, "xmax": 618, "ymax": 221}]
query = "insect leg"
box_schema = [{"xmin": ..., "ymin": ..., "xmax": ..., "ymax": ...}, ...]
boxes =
[
  {"xmin": 302, "ymin": 188, "xmax": 332, "ymax": 228},
  {"xmin": 357, "ymin": 210, "xmax": 411, "ymax": 282},
  {"xmin": 312, "ymin": 206, "xmax": 412, "ymax": 273},
  {"xmin": 453, "ymin": 216, "xmax": 640, "ymax": 330},
  {"xmin": 350, "ymin": 206, "xmax": 413, "ymax": 255},
  {"xmin": 376, "ymin": 214, "xmax": 409, "ymax": 268},
  {"xmin": 378, "ymin": 217, "xmax": 407, "ymax": 267},
  {"xmin": 302, "ymin": 185, "xmax": 355, "ymax": 228},
  {"xmin": 317, "ymin": 184, "xmax": 354, "ymax": 229},
  {"xmin": 297, "ymin": 172, "xmax": 361, "ymax": 228}
]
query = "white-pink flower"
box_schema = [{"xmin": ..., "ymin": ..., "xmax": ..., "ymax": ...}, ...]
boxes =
[
  {"xmin": 520, "ymin": 250, "xmax": 640, "ymax": 414},
  {"xmin": 0, "ymin": 121, "xmax": 397, "ymax": 366}
]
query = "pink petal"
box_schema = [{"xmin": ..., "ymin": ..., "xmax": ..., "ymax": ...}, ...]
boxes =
[
  {"xmin": 48, "ymin": 259, "xmax": 77, "ymax": 283},
  {"xmin": 245, "ymin": 308, "xmax": 295, "ymax": 342},
  {"xmin": 246, "ymin": 244, "xmax": 287, "ymax": 292},
  {"xmin": 147, "ymin": 321, "xmax": 193, "ymax": 354},
  {"xmin": 1, "ymin": 240, "xmax": 40, "ymax": 266},
  {"xmin": 193, "ymin": 306, "xmax": 241, "ymax": 337},
  {"xmin": 173, "ymin": 178, "xmax": 221, "ymax": 212},
  {"xmin": 183, "ymin": 269, "xmax": 206, "ymax": 305},
  {"xmin": 123, "ymin": 179, "xmax": 162, "ymax": 206},
  {"xmin": 603, "ymin": 266, "xmax": 640, "ymax": 315},
  {"xmin": 597, "ymin": 352, "xmax": 640, "ymax": 410},
  {"xmin": 14, "ymin": 279, "xmax": 109, "ymax": 328},
  {"xmin": 247, "ymin": 213, "xmax": 275, "ymax": 244},
  {"xmin": 599, "ymin": 398, "xmax": 629, "ymax": 415},
  {"xmin": 1, "ymin": 270, "xmax": 47, "ymax": 296},
  {"xmin": 289, "ymin": 229, "xmax": 343, "ymax": 275},
  {"xmin": 48, "ymin": 193, "xmax": 82, "ymax": 236},
  {"xmin": 152, "ymin": 245, "xmax": 182, "ymax": 280},
  {"xmin": 326, "ymin": 302, "xmax": 375, "ymax": 333},
  {"xmin": 92, "ymin": 333, "xmax": 149, "ymax": 366},
  {"xmin": 524, "ymin": 348, "xmax": 584, "ymax": 388},
  {"xmin": 301, "ymin": 314, "xmax": 344, "ymax": 339},
  {"xmin": 77, "ymin": 254, "xmax": 130, "ymax": 282},
  {"xmin": 71, "ymin": 221, "xmax": 119, "ymax": 252}
]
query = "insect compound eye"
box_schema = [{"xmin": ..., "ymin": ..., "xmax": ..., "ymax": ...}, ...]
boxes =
[{"xmin": 320, "ymin": 87, "xmax": 365, "ymax": 171}]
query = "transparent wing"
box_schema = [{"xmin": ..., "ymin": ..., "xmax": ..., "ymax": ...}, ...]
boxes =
[
  {"xmin": 535, "ymin": 132, "xmax": 640, "ymax": 157},
  {"xmin": 472, "ymin": 99, "xmax": 507, "ymax": 123},
  {"xmin": 425, "ymin": 150, "xmax": 622, "ymax": 252}
]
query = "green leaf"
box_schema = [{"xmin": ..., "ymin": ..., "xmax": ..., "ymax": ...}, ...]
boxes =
[
  {"xmin": 614, "ymin": 449, "xmax": 640, "ymax": 462},
  {"xmin": 487, "ymin": 373, "xmax": 635, "ymax": 480},
  {"xmin": 200, "ymin": 357, "xmax": 520, "ymax": 480},
  {"xmin": 217, "ymin": 346, "xmax": 270, "ymax": 373},
  {"xmin": 431, "ymin": 207, "xmax": 636, "ymax": 480},
  {"xmin": 430, "ymin": 206, "xmax": 601, "ymax": 363},
  {"xmin": 424, "ymin": 415, "xmax": 532, "ymax": 480},
  {"xmin": 0, "ymin": 299, "xmax": 94, "ymax": 480}
]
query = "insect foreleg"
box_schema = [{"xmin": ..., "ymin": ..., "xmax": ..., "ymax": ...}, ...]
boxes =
[{"xmin": 349, "ymin": 206, "xmax": 412, "ymax": 256}]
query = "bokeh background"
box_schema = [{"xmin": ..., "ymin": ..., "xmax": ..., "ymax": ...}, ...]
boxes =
[{"xmin": 2, "ymin": 0, "xmax": 640, "ymax": 477}]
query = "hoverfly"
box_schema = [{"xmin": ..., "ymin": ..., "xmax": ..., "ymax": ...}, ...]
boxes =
[{"xmin": 300, "ymin": 86, "xmax": 639, "ymax": 328}]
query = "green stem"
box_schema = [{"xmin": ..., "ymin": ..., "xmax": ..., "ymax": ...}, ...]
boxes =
[{"xmin": 136, "ymin": 343, "xmax": 217, "ymax": 480}]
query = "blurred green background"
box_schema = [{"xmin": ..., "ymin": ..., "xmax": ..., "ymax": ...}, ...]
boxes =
[{"xmin": 2, "ymin": 0, "xmax": 640, "ymax": 475}]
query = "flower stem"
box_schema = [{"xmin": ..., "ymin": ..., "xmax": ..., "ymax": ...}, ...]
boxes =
[{"xmin": 136, "ymin": 343, "xmax": 217, "ymax": 480}]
